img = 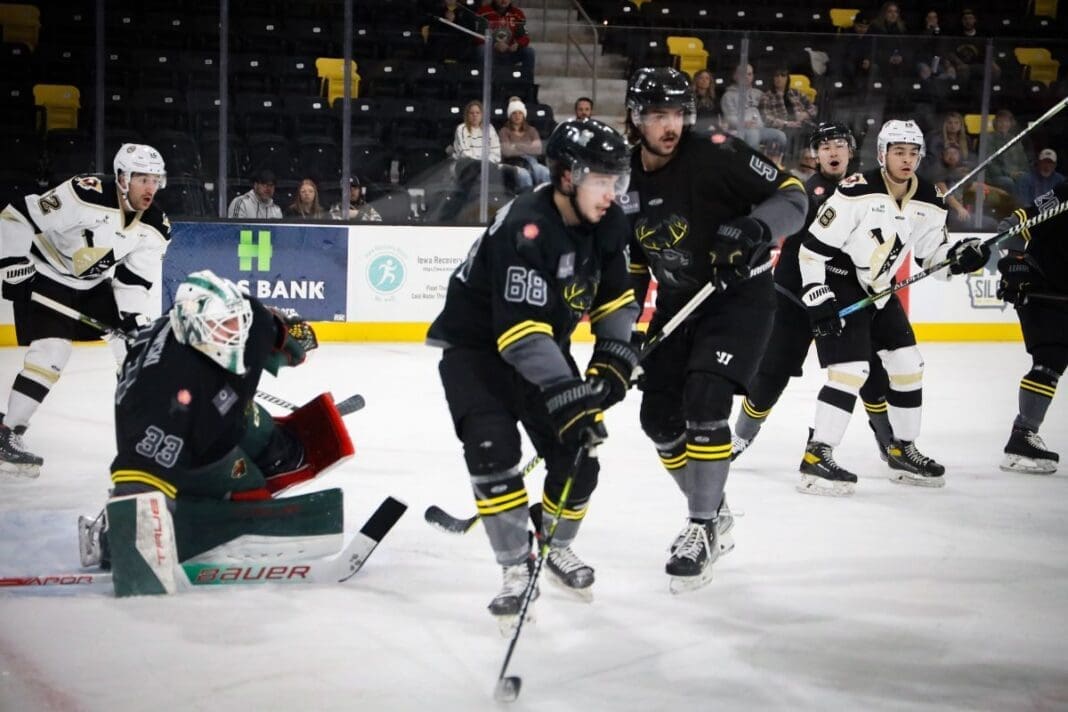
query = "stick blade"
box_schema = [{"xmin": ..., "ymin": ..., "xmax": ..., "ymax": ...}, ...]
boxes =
[
  {"xmin": 336, "ymin": 394, "xmax": 366, "ymax": 415},
  {"xmin": 423, "ymin": 505, "xmax": 479, "ymax": 534},
  {"xmin": 494, "ymin": 676, "xmax": 521, "ymax": 702}
]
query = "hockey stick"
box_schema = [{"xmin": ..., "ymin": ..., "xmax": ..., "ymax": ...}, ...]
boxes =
[
  {"xmin": 1, "ymin": 496, "xmax": 406, "ymax": 591},
  {"xmin": 28, "ymin": 292, "xmax": 363, "ymax": 416},
  {"xmin": 493, "ymin": 445, "xmax": 591, "ymax": 703},
  {"xmin": 425, "ymin": 283, "xmax": 716, "ymax": 536},
  {"xmin": 946, "ymin": 97, "xmax": 1068, "ymax": 196},
  {"xmin": 837, "ymin": 199, "xmax": 1068, "ymax": 318},
  {"xmin": 1013, "ymin": 291, "xmax": 1068, "ymax": 304}
]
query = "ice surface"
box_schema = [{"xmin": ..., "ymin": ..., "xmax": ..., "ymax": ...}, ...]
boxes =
[{"xmin": 1, "ymin": 342, "xmax": 1066, "ymax": 711}]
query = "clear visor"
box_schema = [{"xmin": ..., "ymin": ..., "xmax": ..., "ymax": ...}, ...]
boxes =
[{"xmin": 572, "ymin": 164, "xmax": 631, "ymax": 198}]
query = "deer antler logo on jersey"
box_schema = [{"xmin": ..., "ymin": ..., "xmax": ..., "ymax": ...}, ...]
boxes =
[
  {"xmin": 635, "ymin": 214, "xmax": 689, "ymax": 252},
  {"xmin": 562, "ymin": 280, "xmax": 595, "ymax": 313}
]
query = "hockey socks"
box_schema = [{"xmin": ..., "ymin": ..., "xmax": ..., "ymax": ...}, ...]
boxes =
[{"xmin": 1014, "ymin": 366, "xmax": 1059, "ymax": 432}]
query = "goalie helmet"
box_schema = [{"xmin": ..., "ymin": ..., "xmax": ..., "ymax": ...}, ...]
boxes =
[
  {"xmin": 877, "ymin": 119, "xmax": 925, "ymax": 167},
  {"xmin": 545, "ymin": 118, "xmax": 631, "ymax": 194},
  {"xmin": 625, "ymin": 66, "xmax": 696, "ymax": 128},
  {"xmin": 808, "ymin": 122, "xmax": 856, "ymax": 152},
  {"xmin": 170, "ymin": 270, "xmax": 252, "ymax": 375},
  {"xmin": 114, "ymin": 143, "xmax": 167, "ymax": 189}
]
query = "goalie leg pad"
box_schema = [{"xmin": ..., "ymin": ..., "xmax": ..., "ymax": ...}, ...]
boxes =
[
  {"xmin": 268, "ymin": 394, "xmax": 355, "ymax": 494},
  {"xmin": 172, "ymin": 487, "xmax": 344, "ymax": 562},
  {"xmin": 106, "ymin": 491, "xmax": 180, "ymax": 597}
]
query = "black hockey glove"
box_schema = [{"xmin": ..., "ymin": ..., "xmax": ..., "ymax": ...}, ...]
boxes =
[
  {"xmin": 947, "ymin": 237, "xmax": 991, "ymax": 275},
  {"xmin": 0, "ymin": 256, "xmax": 35, "ymax": 303},
  {"xmin": 116, "ymin": 312, "xmax": 150, "ymax": 340},
  {"xmin": 996, "ymin": 253, "xmax": 1042, "ymax": 306},
  {"xmin": 585, "ymin": 338, "xmax": 640, "ymax": 410},
  {"xmin": 801, "ymin": 283, "xmax": 844, "ymax": 338},
  {"xmin": 709, "ymin": 217, "xmax": 770, "ymax": 289},
  {"xmin": 543, "ymin": 378, "xmax": 608, "ymax": 447}
]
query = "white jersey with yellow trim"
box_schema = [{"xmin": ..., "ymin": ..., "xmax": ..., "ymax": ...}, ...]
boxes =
[{"xmin": 800, "ymin": 168, "xmax": 950, "ymax": 307}]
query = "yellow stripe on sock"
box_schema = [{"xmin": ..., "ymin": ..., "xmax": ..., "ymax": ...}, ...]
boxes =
[
  {"xmin": 742, "ymin": 398, "xmax": 771, "ymax": 419},
  {"xmin": 1021, "ymin": 379, "xmax": 1056, "ymax": 398},
  {"xmin": 476, "ymin": 490, "xmax": 528, "ymax": 515},
  {"xmin": 110, "ymin": 470, "xmax": 178, "ymax": 499},
  {"xmin": 863, "ymin": 400, "xmax": 889, "ymax": 413}
]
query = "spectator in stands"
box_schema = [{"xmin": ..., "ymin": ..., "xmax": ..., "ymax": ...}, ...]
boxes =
[
  {"xmin": 759, "ymin": 67, "xmax": 817, "ymax": 156},
  {"xmin": 424, "ymin": 0, "xmax": 479, "ymax": 62},
  {"xmin": 916, "ymin": 10, "xmax": 956, "ymax": 85},
  {"xmin": 924, "ymin": 112, "xmax": 971, "ymax": 171},
  {"xmin": 499, "ymin": 97, "xmax": 549, "ymax": 188},
  {"xmin": 330, "ymin": 176, "xmax": 382, "ymax": 222},
  {"xmin": 946, "ymin": 9, "xmax": 1000, "ymax": 86},
  {"xmin": 228, "ymin": 169, "xmax": 283, "ymax": 220},
  {"xmin": 692, "ymin": 69, "xmax": 720, "ymax": 134},
  {"xmin": 1016, "ymin": 149, "xmax": 1065, "ymax": 206},
  {"xmin": 574, "ymin": 96, "xmax": 593, "ymax": 120},
  {"xmin": 286, "ymin": 178, "xmax": 329, "ymax": 220},
  {"xmin": 451, "ymin": 99, "xmax": 529, "ymax": 194},
  {"xmin": 477, "ymin": 0, "xmax": 535, "ymax": 78},
  {"xmin": 834, "ymin": 11, "xmax": 875, "ymax": 95},
  {"xmin": 869, "ymin": 1, "xmax": 911, "ymax": 82},
  {"xmin": 720, "ymin": 64, "xmax": 788, "ymax": 152},
  {"xmin": 927, "ymin": 144, "xmax": 979, "ymax": 229},
  {"xmin": 792, "ymin": 147, "xmax": 819, "ymax": 181},
  {"xmin": 986, "ymin": 109, "xmax": 1031, "ymax": 195}
]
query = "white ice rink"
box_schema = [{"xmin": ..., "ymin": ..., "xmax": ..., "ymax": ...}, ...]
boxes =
[{"xmin": 1, "ymin": 340, "xmax": 1066, "ymax": 711}]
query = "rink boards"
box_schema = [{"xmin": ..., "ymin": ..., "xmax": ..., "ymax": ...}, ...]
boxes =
[{"xmin": 0, "ymin": 221, "xmax": 1022, "ymax": 345}]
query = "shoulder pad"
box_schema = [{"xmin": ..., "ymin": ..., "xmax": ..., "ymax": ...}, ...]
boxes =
[
  {"xmin": 912, "ymin": 178, "xmax": 944, "ymax": 205},
  {"xmin": 836, "ymin": 171, "xmax": 881, "ymax": 196},
  {"xmin": 139, "ymin": 204, "xmax": 172, "ymax": 239},
  {"xmin": 70, "ymin": 175, "xmax": 119, "ymax": 208}
]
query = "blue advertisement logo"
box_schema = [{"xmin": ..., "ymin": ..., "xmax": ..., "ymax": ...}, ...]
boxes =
[{"xmin": 366, "ymin": 252, "xmax": 406, "ymax": 295}]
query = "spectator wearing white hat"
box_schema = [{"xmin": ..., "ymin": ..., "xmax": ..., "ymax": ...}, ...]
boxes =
[
  {"xmin": 1016, "ymin": 148, "xmax": 1065, "ymax": 207},
  {"xmin": 499, "ymin": 97, "xmax": 549, "ymax": 189}
]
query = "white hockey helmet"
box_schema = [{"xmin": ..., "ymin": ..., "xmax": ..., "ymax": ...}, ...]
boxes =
[
  {"xmin": 877, "ymin": 119, "xmax": 925, "ymax": 167},
  {"xmin": 170, "ymin": 270, "xmax": 252, "ymax": 375},
  {"xmin": 114, "ymin": 143, "xmax": 167, "ymax": 189}
]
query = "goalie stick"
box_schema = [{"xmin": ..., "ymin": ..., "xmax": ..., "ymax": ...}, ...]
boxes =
[
  {"xmin": 837, "ymin": 199, "xmax": 1068, "ymax": 318},
  {"xmin": 2, "ymin": 496, "xmax": 406, "ymax": 591},
  {"xmin": 425, "ymin": 282, "xmax": 719, "ymax": 537}
]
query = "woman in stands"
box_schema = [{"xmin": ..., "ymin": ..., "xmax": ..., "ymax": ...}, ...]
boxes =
[{"xmin": 286, "ymin": 179, "xmax": 329, "ymax": 220}]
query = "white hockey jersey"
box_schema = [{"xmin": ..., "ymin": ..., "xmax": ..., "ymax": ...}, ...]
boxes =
[
  {"xmin": 799, "ymin": 169, "xmax": 952, "ymax": 308},
  {"xmin": 13, "ymin": 174, "xmax": 171, "ymax": 318}
]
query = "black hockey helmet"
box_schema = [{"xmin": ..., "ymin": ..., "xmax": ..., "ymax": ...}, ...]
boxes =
[
  {"xmin": 808, "ymin": 122, "xmax": 856, "ymax": 152},
  {"xmin": 625, "ymin": 67, "xmax": 696, "ymax": 127},
  {"xmin": 546, "ymin": 118, "xmax": 631, "ymax": 192}
]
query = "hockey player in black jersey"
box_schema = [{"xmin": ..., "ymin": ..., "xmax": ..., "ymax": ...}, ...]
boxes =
[
  {"xmin": 797, "ymin": 119, "xmax": 990, "ymax": 493},
  {"xmin": 0, "ymin": 144, "xmax": 170, "ymax": 477},
  {"xmin": 82, "ymin": 270, "xmax": 354, "ymax": 593},
  {"xmin": 427, "ymin": 119, "xmax": 639, "ymax": 622},
  {"xmin": 996, "ymin": 181, "xmax": 1068, "ymax": 474},
  {"xmin": 623, "ymin": 67, "xmax": 807, "ymax": 593},
  {"xmin": 732, "ymin": 123, "xmax": 895, "ymax": 461}
]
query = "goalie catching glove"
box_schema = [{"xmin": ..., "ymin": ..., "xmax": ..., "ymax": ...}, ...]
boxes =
[
  {"xmin": 802, "ymin": 283, "xmax": 844, "ymax": 338},
  {"xmin": 543, "ymin": 378, "xmax": 608, "ymax": 446},
  {"xmin": 585, "ymin": 338, "xmax": 639, "ymax": 409},
  {"xmin": 267, "ymin": 308, "xmax": 318, "ymax": 371}
]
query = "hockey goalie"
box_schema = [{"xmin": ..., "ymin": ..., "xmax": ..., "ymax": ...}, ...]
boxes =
[{"xmin": 80, "ymin": 269, "xmax": 357, "ymax": 596}]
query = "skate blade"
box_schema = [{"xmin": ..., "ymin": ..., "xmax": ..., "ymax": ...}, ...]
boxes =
[
  {"xmin": 1000, "ymin": 454, "xmax": 1057, "ymax": 475},
  {"xmin": 796, "ymin": 475, "xmax": 855, "ymax": 497},
  {"xmin": 668, "ymin": 567, "xmax": 714, "ymax": 595},
  {"xmin": 888, "ymin": 472, "xmax": 945, "ymax": 488},
  {"xmin": 494, "ymin": 605, "xmax": 536, "ymax": 637},
  {"xmin": 0, "ymin": 462, "xmax": 41, "ymax": 479},
  {"xmin": 718, "ymin": 531, "xmax": 736, "ymax": 557},
  {"xmin": 546, "ymin": 570, "xmax": 594, "ymax": 603}
]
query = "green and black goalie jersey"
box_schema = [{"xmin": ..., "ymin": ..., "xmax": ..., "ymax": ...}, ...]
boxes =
[
  {"xmin": 624, "ymin": 130, "xmax": 807, "ymax": 316},
  {"xmin": 427, "ymin": 186, "xmax": 639, "ymax": 387}
]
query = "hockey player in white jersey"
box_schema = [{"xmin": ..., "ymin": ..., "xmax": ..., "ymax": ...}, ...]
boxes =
[
  {"xmin": 0, "ymin": 144, "xmax": 170, "ymax": 477},
  {"xmin": 795, "ymin": 120, "xmax": 989, "ymax": 494}
]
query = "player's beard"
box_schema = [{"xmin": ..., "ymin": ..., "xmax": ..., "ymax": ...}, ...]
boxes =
[{"xmin": 643, "ymin": 131, "xmax": 679, "ymax": 158}]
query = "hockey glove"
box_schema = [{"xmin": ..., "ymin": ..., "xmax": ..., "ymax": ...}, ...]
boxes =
[
  {"xmin": 709, "ymin": 217, "xmax": 770, "ymax": 289},
  {"xmin": 585, "ymin": 338, "xmax": 640, "ymax": 410},
  {"xmin": 0, "ymin": 256, "xmax": 35, "ymax": 303},
  {"xmin": 947, "ymin": 237, "xmax": 991, "ymax": 274},
  {"xmin": 269, "ymin": 308, "xmax": 318, "ymax": 368},
  {"xmin": 801, "ymin": 283, "xmax": 844, "ymax": 338},
  {"xmin": 543, "ymin": 378, "xmax": 608, "ymax": 447},
  {"xmin": 117, "ymin": 312, "xmax": 151, "ymax": 340},
  {"xmin": 996, "ymin": 253, "xmax": 1042, "ymax": 305}
]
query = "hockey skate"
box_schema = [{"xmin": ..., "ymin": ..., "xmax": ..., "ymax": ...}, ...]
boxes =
[
  {"xmin": 886, "ymin": 439, "xmax": 945, "ymax": 487},
  {"xmin": 1000, "ymin": 428, "xmax": 1059, "ymax": 475},
  {"xmin": 0, "ymin": 426, "xmax": 42, "ymax": 478},
  {"xmin": 797, "ymin": 441, "xmax": 857, "ymax": 496},
  {"xmin": 730, "ymin": 434, "xmax": 751, "ymax": 461},
  {"xmin": 78, "ymin": 510, "xmax": 109, "ymax": 569},
  {"xmin": 489, "ymin": 556, "xmax": 539, "ymax": 636},
  {"xmin": 666, "ymin": 519, "xmax": 719, "ymax": 594},
  {"xmin": 545, "ymin": 545, "xmax": 595, "ymax": 602},
  {"xmin": 868, "ymin": 421, "xmax": 891, "ymax": 463}
]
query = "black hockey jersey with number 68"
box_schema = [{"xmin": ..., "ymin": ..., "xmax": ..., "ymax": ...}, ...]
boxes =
[
  {"xmin": 427, "ymin": 186, "xmax": 637, "ymax": 387},
  {"xmin": 625, "ymin": 130, "xmax": 806, "ymax": 316},
  {"xmin": 110, "ymin": 298, "xmax": 278, "ymax": 490}
]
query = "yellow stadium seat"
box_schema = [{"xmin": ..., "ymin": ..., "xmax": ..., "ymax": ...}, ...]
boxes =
[
  {"xmin": 829, "ymin": 8, "xmax": 860, "ymax": 31},
  {"xmin": 1014, "ymin": 47, "xmax": 1060, "ymax": 86},
  {"xmin": 666, "ymin": 36, "xmax": 709, "ymax": 78},
  {"xmin": 0, "ymin": 2, "xmax": 40, "ymax": 49},
  {"xmin": 1033, "ymin": 0, "xmax": 1057, "ymax": 18},
  {"xmin": 789, "ymin": 74, "xmax": 817, "ymax": 102},
  {"xmin": 33, "ymin": 83, "xmax": 80, "ymax": 131},
  {"xmin": 315, "ymin": 57, "xmax": 361, "ymax": 106},
  {"xmin": 963, "ymin": 113, "xmax": 994, "ymax": 136}
]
